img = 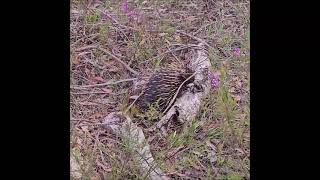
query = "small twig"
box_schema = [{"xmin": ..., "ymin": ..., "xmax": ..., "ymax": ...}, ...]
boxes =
[
  {"xmin": 165, "ymin": 41, "xmax": 182, "ymax": 64},
  {"xmin": 169, "ymin": 43, "xmax": 199, "ymax": 47},
  {"xmin": 89, "ymin": 10, "xmax": 130, "ymax": 40},
  {"xmin": 70, "ymin": 78, "xmax": 137, "ymax": 89},
  {"xmin": 77, "ymin": 51, "xmax": 91, "ymax": 56},
  {"xmin": 176, "ymin": 30, "xmax": 214, "ymax": 49},
  {"xmin": 163, "ymin": 71, "xmax": 197, "ymax": 114},
  {"xmin": 135, "ymin": 149, "xmax": 169, "ymax": 180},
  {"xmin": 125, "ymin": 90, "xmax": 145, "ymax": 113},
  {"xmin": 70, "ymin": 33, "xmax": 99, "ymax": 47},
  {"xmin": 140, "ymin": 44, "xmax": 200, "ymax": 64},
  {"xmin": 76, "ymin": 122, "xmax": 108, "ymax": 127},
  {"xmin": 109, "ymin": 26, "xmax": 129, "ymax": 40},
  {"xmin": 78, "ymin": 33, "xmax": 137, "ymax": 76},
  {"xmin": 165, "ymin": 146, "xmax": 189, "ymax": 160},
  {"xmin": 71, "ymin": 91, "xmax": 127, "ymax": 95},
  {"xmin": 70, "ymin": 118, "xmax": 98, "ymax": 127},
  {"xmin": 99, "ymin": 9, "xmax": 139, "ymax": 31},
  {"xmin": 193, "ymin": 22, "xmax": 215, "ymax": 36},
  {"xmin": 75, "ymin": 45, "xmax": 97, "ymax": 51},
  {"xmin": 98, "ymin": 47, "xmax": 139, "ymax": 75},
  {"xmin": 70, "ymin": 118, "xmax": 92, "ymax": 123}
]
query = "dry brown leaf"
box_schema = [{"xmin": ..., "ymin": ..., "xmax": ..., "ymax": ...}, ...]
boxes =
[
  {"xmin": 94, "ymin": 76, "xmax": 105, "ymax": 82},
  {"xmin": 71, "ymin": 55, "xmax": 80, "ymax": 65},
  {"xmin": 85, "ymin": 68, "xmax": 91, "ymax": 76},
  {"xmin": 97, "ymin": 161, "xmax": 112, "ymax": 172},
  {"xmin": 70, "ymin": 9, "xmax": 79, "ymax": 14},
  {"xmin": 166, "ymin": 145, "xmax": 185, "ymax": 158},
  {"xmin": 174, "ymin": 35, "xmax": 182, "ymax": 43},
  {"xmin": 236, "ymin": 80, "xmax": 243, "ymax": 88},
  {"xmin": 108, "ymin": 66, "xmax": 119, "ymax": 72},
  {"xmin": 158, "ymin": 33, "xmax": 168, "ymax": 37},
  {"xmin": 234, "ymin": 95, "xmax": 241, "ymax": 102},
  {"xmin": 104, "ymin": 59, "xmax": 116, "ymax": 66},
  {"xmin": 89, "ymin": 113, "xmax": 103, "ymax": 120},
  {"xmin": 101, "ymin": 88, "xmax": 112, "ymax": 93},
  {"xmin": 76, "ymin": 137, "xmax": 82, "ymax": 146},
  {"xmin": 207, "ymin": 123, "xmax": 218, "ymax": 130},
  {"xmin": 229, "ymin": 87, "xmax": 236, "ymax": 93},
  {"xmin": 174, "ymin": 172, "xmax": 190, "ymax": 178},
  {"xmin": 232, "ymin": 77, "xmax": 239, "ymax": 81},
  {"xmin": 80, "ymin": 125, "xmax": 89, "ymax": 132},
  {"xmin": 206, "ymin": 141, "xmax": 216, "ymax": 151},
  {"xmin": 139, "ymin": 38, "xmax": 146, "ymax": 46},
  {"xmin": 235, "ymin": 148, "xmax": 245, "ymax": 155},
  {"xmin": 217, "ymin": 143, "xmax": 224, "ymax": 152},
  {"xmin": 186, "ymin": 16, "xmax": 197, "ymax": 21},
  {"xmin": 189, "ymin": 159, "xmax": 203, "ymax": 171}
]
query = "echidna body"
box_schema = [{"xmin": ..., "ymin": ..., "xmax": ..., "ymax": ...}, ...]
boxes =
[{"xmin": 136, "ymin": 62, "xmax": 194, "ymax": 114}]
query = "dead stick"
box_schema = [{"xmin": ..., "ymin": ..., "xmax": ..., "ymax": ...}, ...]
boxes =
[
  {"xmin": 193, "ymin": 22, "xmax": 215, "ymax": 36},
  {"xmin": 125, "ymin": 90, "xmax": 145, "ymax": 113},
  {"xmin": 163, "ymin": 71, "xmax": 197, "ymax": 114},
  {"xmin": 70, "ymin": 78, "xmax": 137, "ymax": 89},
  {"xmin": 75, "ymin": 45, "xmax": 97, "ymax": 51},
  {"xmin": 140, "ymin": 45, "xmax": 200, "ymax": 64},
  {"xmin": 98, "ymin": 47, "xmax": 139, "ymax": 75},
  {"xmin": 176, "ymin": 30, "xmax": 214, "ymax": 49}
]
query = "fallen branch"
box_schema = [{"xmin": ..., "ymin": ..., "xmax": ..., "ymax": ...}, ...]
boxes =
[
  {"xmin": 102, "ymin": 112, "xmax": 169, "ymax": 180},
  {"xmin": 99, "ymin": 9, "xmax": 139, "ymax": 31},
  {"xmin": 193, "ymin": 22, "xmax": 215, "ymax": 36},
  {"xmin": 70, "ymin": 118, "xmax": 92, "ymax": 123},
  {"xmin": 70, "ymin": 91, "xmax": 111, "ymax": 95},
  {"xmin": 70, "ymin": 78, "xmax": 137, "ymax": 89},
  {"xmin": 163, "ymin": 71, "xmax": 197, "ymax": 114},
  {"xmin": 75, "ymin": 45, "xmax": 97, "ymax": 51},
  {"xmin": 140, "ymin": 44, "xmax": 201, "ymax": 64},
  {"xmin": 165, "ymin": 43, "xmax": 182, "ymax": 64},
  {"xmin": 70, "ymin": 33, "xmax": 99, "ymax": 47},
  {"xmin": 125, "ymin": 90, "xmax": 145, "ymax": 113},
  {"xmin": 98, "ymin": 47, "xmax": 139, "ymax": 75},
  {"xmin": 176, "ymin": 30, "xmax": 214, "ymax": 49}
]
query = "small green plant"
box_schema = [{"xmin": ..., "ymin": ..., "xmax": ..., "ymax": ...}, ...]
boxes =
[
  {"xmin": 220, "ymin": 173, "xmax": 243, "ymax": 180},
  {"xmin": 85, "ymin": 12, "xmax": 100, "ymax": 24}
]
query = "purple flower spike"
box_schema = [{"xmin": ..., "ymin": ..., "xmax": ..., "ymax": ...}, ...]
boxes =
[
  {"xmin": 234, "ymin": 48, "xmax": 241, "ymax": 57},
  {"xmin": 120, "ymin": 1, "xmax": 129, "ymax": 13},
  {"xmin": 128, "ymin": 10, "xmax": 144, "ymax": 22},
  {"xmin": 208, "ymin": 71, "xmax": 221, "ymax": 89},
  {"xmin": 120, "ymin": 1, "xmax": 144, "ymax": 22},
  {"xmin": 127, "ymin": 10, "xmax": 138, "ymax": 19}
]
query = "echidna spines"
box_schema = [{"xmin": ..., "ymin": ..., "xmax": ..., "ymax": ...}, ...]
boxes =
[{"xmin": 135, "ymin": 62, "xmax": 194, "ymax": 113}]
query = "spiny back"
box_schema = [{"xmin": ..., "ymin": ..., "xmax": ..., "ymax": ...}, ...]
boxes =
[{"xmin": 135, "ymin": 61, "xmax": 194, "ymax": 114}]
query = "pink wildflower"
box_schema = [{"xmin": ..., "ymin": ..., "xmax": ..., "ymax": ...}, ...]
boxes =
[
  {"xmin": 127, "ymin": 10, "xmax": 138, "ymax": 19},
  {"xmin": 120, "ymin": 1, "xmax": 144, "ymax": 22},
  {"xmin": 234, "ymin": 48, "xmax": 241, "ymax": 57},
  {"xmin": 120, "ymin": 1, "xmax": 129, "ymax": 13},
  {"xmin": 208, "ymin": 71, "xmax": 221, "ymax": 89}
]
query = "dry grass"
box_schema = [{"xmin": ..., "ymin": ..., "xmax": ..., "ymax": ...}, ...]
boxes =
[{"xmin": 70, "ymin": 0, "xmax": 250, "ymax": 179}]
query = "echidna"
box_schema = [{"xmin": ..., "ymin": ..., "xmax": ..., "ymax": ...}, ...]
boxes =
[{"xmin": 135, "ymin": 61, "xmax": 195, "ymax": 114}]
